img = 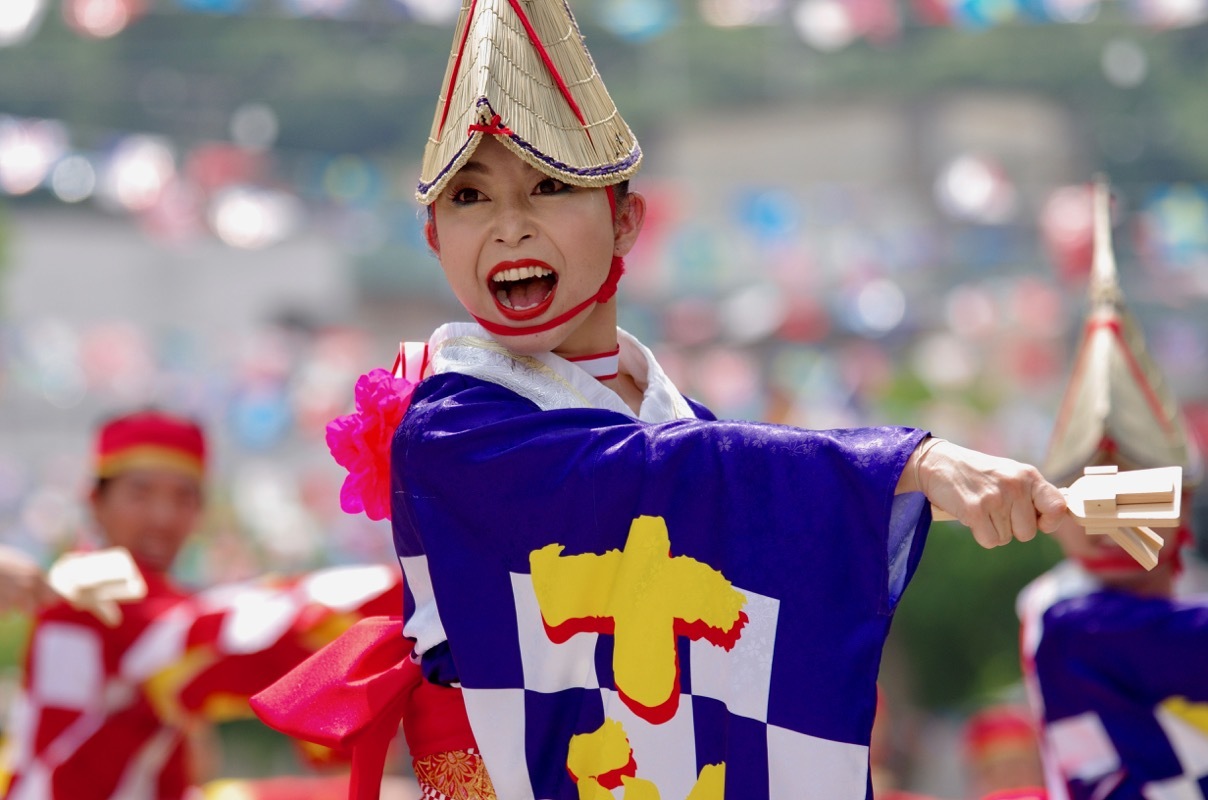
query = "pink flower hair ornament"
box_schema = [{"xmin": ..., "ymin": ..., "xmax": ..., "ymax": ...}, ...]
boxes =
[{"xmin": 325, "ymin": 369, "xmax": 417, "ymax": 522}]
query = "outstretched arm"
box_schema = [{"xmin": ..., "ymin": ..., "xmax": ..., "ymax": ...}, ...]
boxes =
[
  {"xmin": 897, "ymin": 437, "xmax": 1068, "ymax": 549},
  {"xmin": 0, "ymin": 545, "xmax": 58, "ymax": 615}
]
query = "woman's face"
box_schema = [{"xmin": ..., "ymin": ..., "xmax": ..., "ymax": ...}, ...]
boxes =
[{"xmin": 428, "ymin": 136, "xmax": 643, "ymax": 356}]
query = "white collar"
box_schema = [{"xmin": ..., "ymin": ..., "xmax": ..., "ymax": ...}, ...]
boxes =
[
  {"xmin": 426, "ymin": 322, "xmax": 696, "ymax": 423},
  {"xmin": 563, "ymin": 348, "xmax": 620, "ymax": 380}
]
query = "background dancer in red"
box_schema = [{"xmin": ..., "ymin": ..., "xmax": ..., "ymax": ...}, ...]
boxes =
[{"xmin": 2, "ymin": 409, "xmax": 403, "ymax": 800}]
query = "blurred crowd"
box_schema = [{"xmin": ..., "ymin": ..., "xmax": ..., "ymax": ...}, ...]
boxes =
[{"xmin": 2, "ymin": 1, "xmax": 1208, "ymax": 797}]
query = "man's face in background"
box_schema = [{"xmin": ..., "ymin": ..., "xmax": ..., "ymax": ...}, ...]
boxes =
[{"xmin": 91, "ymin": 468, "xmax": 202, "ymax": 574}]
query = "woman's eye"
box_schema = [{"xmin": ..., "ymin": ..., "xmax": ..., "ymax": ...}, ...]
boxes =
[
  {"xmin": 451, "ymin": 188, "xmax": 483, "ymax": 204},
  {"xmin": 535, "ymin": 178, "xmax": 569, "ymax": 195}
]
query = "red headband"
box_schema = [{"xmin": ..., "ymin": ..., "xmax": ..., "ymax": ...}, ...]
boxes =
[{"xmin": 95, "ymin": 410, "xmax": 206, "ymax": 481}]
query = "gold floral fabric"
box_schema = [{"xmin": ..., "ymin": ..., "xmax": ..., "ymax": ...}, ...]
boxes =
[{"xmin": 413, "ymin": 749, "xmax": 498, "ymax": 800}]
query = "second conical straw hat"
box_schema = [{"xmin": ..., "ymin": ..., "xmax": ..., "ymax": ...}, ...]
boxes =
[
  {"xmin": 1042, "ymin": 177, "xmax": 1201, "ymax": 488},
  {"xmin": 416, "ymin": 0, "xmax": 642, "ymax": 205}
]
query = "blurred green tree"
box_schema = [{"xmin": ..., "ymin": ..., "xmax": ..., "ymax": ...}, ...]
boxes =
[{"xmin": 887, "ymin": 520, "xmax": 1062, "ymax": 710}]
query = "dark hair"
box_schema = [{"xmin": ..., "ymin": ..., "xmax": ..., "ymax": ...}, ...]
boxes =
[{"xmin": 611, "ymin": 179, "xmax": 631, "ymax": 211}]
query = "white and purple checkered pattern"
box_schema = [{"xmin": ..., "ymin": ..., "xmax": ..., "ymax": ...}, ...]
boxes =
[
  {"xmin": 1045, "ymin": 706, "xmax": 1208, "ymax": 800},
  {"xmin": 455, "ymin": 573, "xmax": 870, "ymax": 800}
]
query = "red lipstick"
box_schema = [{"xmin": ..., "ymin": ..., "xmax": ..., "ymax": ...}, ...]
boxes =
[{"xmin": 487, "ymin": 259, "xmax": 558, "ymax": 321}]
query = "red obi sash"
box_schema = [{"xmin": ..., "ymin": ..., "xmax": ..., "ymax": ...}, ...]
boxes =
[
  {"xmin": 250, "ymin": 616, "xmax": 476, "ymax": 800},
  {"xmin": 981, "ymin": 789, "xmax": 1048, "ymax": 800}
]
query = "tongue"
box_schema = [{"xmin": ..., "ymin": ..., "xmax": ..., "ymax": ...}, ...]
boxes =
[{"xmin": 505, "ymin": 278, "xmax": 553, "ymax": 310}]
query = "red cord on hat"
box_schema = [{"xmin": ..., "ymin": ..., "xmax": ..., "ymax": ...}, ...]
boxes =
[
  {"xmin": 436, "ymin": 0, "xmax": 588, "ymax": 141},
  {"xmin": 436, "ymin": 0, "xmax": 479, "ymax": 139},
  {"xmin": 505, "ymin": 0, "xmax": 588, "ymax": 133},
  {"xmin": 468, "ymin": 114, "xmax": 514, "ymax": 138}
]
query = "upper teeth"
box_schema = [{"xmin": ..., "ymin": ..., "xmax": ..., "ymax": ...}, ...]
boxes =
[{"xmin": 494, "ymin": 266, "xmax": 553, "ymax": 282}]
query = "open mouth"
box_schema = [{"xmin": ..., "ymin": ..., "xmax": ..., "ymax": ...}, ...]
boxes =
[{"xmin": 488, "ymin": 260, "xmax": 558, "ymax": 321}]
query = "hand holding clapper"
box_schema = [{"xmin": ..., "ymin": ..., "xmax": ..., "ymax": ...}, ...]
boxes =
[{"xmin": 932, "ymin": 466, "xmax": 1182, "ymax": 570}]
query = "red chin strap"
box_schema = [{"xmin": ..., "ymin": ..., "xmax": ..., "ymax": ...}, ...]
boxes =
[
  {"xmin": 455, "ymin": 183, "xmax": 627, "ymax": 338},
  {"xmin": 472, "ymin": 254, "xmax": 625, "ymax": 337}
]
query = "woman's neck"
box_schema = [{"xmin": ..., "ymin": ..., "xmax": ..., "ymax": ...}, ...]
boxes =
[
  {"xmin": 551, "ymin": 303, "xmax": 619, "ymax": 362},
  {"xmin": 550, "ymin": 302, "xmax": 643, "ymax": 413},
  {"xmin": 602, "ymin": 370, "xmax": 645, "ymax": 416},
  {"xmin": 558, "ymin": 334, "xmax": 641, "ymax": 414}
]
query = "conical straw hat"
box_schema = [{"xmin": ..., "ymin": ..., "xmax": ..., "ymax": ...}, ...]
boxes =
[
  {"xmin": 1042, "ymin": 176, "xmax": 1201, "ymax": 488},
  {"xmin": 416, "ymin": 0, "xmax": 642, "ymax": 205}
]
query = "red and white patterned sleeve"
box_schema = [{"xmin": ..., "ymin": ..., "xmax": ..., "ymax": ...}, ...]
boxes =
[{"xmin": 140, "ymin": 564, "xmax": 401, "ymax": 727}]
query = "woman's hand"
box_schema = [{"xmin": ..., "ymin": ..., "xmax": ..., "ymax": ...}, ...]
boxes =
[{"xmin": 905, "ymin": 438, "xmax": 1068, "ymax": 548}]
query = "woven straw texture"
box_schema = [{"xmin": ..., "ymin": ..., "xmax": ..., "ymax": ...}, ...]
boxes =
[
  {"xmin": 1042, "ymin": 178, "xmax": 1200, "ymax": 487},
  {"xmin": 417, "ymin": 0, "xmax": 642, "ymax": 204}
]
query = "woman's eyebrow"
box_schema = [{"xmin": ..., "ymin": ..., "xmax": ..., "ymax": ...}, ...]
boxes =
[{"xmin": 458, "ymin": 161, "xmax": 489, "ymax": 175}]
